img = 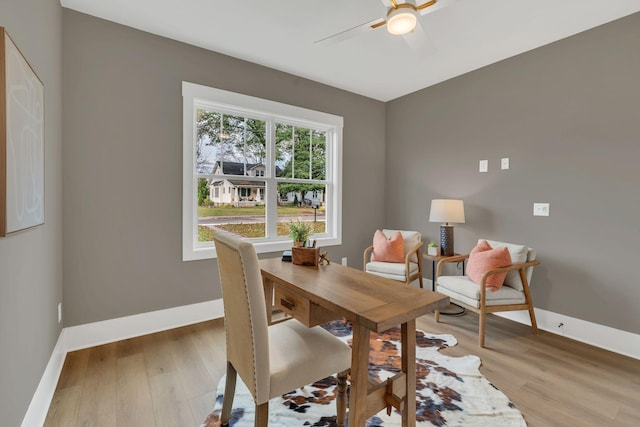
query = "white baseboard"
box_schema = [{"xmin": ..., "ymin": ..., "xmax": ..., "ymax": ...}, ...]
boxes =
[
  {"xmin": 64, "ymin": 299, "xmax": 224, "ymax": 351},
  {"xmin": 21, "ymin": 330, "xmax": 68, "ymax": 427},
  {"xmin": 21, "ymin": 299, "xmax": 225, "ymax": 426},
  {"xmin": 496, "ymin": 308, "xmax": 640, "ymax": 360}
]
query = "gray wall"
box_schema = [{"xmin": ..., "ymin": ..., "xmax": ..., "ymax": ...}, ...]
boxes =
[
  {"xmin": 0, "ymin": 0, "xmax": 63, "ymax": 425},
  {"xmin": 62, "ymin": 10, "xmax": 386, "ymax": 326},
  {"xmin": 386, "ymin": 12, "xmax": 640, "ymax": 334}
]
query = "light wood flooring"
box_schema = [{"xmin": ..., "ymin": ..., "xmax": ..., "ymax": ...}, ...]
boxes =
[{"xmin": 44, "ymin": 312, "xmax": 640, "ymax": 427}]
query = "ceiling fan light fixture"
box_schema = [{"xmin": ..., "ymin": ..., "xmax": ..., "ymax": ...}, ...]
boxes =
[{"xmin": 386, "ymin": 6, "xmax": 418, "ymax": 35}]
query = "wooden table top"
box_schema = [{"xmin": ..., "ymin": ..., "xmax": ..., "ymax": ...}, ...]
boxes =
[{"xmin": 259, "ymin": 257, "xmax": 449, "ymax": 333}]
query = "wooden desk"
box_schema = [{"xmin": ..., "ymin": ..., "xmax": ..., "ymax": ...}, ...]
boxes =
[{"xmin": 259, "ymin": 258, "xmax": 449, "ymax": 427}]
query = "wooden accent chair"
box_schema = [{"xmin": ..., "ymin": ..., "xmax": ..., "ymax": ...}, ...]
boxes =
[
  {"xmin": 363, "ymin": 229, "xmax": 424, "ymax": 288},
  {"xmin": 213, "ymin": 231, "xmax": 351, "ymax": 427},
  {"xmin": 434, "ymin": 239, "xmax": 540, "ymax": 347}
]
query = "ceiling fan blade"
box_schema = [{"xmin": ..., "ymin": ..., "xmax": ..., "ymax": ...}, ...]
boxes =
[
  {"xmin": 417, "ymin": 0, "xmax": 451, "ymax": 16},
  {"xmin": 314, "ymin": 17, "xmax": 386, "ymax": 46},
  {"xmin": 416, "ymin": 0, "xmax": 437, "ymax": 12}
]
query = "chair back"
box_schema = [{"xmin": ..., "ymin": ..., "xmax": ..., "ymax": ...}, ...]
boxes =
[
  {"xmin": 383, "ymin": 229, "xmax": 422, "ymax": 263},
  {"xmin": 484, "ymin": 239, "xmax": 536, "ymax": 291},
  {"xmin": 214, "ymin": 231, "xmax": 270, "ymax": 404}
]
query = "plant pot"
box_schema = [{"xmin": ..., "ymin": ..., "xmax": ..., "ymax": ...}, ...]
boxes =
[{"xmin": 427, "ymin": 246, "xmax": 439, "ymax": 256}]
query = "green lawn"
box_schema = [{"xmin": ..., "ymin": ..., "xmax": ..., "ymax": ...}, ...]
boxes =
[
  {"xmin": 198, "ymin": 205, "xmax": 324, "ymax": 217},
  {"xmin": 198, "ymin": 225, "xmax": 216, "ymax": 241}
]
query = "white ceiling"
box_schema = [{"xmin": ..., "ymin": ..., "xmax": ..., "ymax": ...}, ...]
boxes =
[{"xmin": 60, "ymin": 0, "xmax": 640, "ymax": 102}]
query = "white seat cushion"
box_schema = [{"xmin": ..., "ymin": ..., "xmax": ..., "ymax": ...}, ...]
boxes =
[
  {"xmin": 365, "ymin": 261, "xmax": 418, "ymax": 282},
  {"xmin": 268, "ymin": 319, "xmax": 351, "ymax": 401},
  {"xmin": 436, "ymin": 275, "xmax": 525, "ymax": 309}
]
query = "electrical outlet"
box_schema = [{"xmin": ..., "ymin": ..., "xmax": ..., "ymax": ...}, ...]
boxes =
[
  {"xmin": 479, "ymin": 160, "xmax": 488, "ymax": 173},
  {"xmin": 57, "ymin": 302, "xmax": 62, "ymax": 324},
  {"xmin": 501, "ymin": 157, "xmax": 509, "ymax": 170},
  {"xmin": 533, "ymin": 203, "xmax": 550, "ymax": 216},
  {"xmin": 341, "ymin": 257, "xmax": 348, "ymax": 266}
]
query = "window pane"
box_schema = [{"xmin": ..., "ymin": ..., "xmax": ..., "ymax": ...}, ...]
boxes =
[
  {"xmin": 277, "ymin": 183, "xmax": 326, "ymax": 238},
  {"xmin": 311, "ymin": 130, "xmax": 326, "ymax": 180},
  {"xmin": 275, "ymin": 123, "xmax": 326, "ymax": 180},
  {"xmin": 198, "ymin": 178, "xmax": 267, "ymax": 241},
  {"xmin": 195, "ymin": 110, "xmax": 220, "ymax": 174},
  {"xmin": 275, "ymin": 123, "xmax": 294, "ymax": 178},
  {"xmin": 196, "ymin": 109, "xmax": 266, "ymax": 176}
]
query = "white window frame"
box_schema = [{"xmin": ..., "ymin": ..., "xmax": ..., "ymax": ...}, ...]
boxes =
[{"xmin": 182, "ymin": 81, "xmax": 343, "ymax": 261}]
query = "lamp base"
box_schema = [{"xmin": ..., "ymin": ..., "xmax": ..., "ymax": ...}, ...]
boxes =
[{"xmin": 440, "ymin": 225, "xmax": 454, "ymax": 257}]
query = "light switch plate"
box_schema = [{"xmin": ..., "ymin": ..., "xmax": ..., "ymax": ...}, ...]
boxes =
[
  {"xmin": 533, "ymin": 203, "xmax": 550, "ymax": 216},
  {"xmin": 479, "ymin": 160, "xmax": 488, "ymax": 173},
  {"xmin": 501, "ymin": 157, "xmax": 509, "ymax": 170}
]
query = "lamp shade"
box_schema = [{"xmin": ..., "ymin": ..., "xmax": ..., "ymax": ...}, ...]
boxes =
[
  {"xmin": 429, "ymin": 199, "xmax": 465, "ymax": 224},
  {"xmin": 386, "ymin": 6, "xmax": 418, "ymax": 35}
]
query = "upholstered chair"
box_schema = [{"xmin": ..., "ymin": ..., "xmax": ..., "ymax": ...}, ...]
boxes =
[
  {"xmin": 363, "ymin": 229, "xmax": 424, "ymax": 288},
  {"xmin": 434, "ymin": 239, "xmax": 540, "ymax": 347},
  {"xmin": 213, "ymin": 231, "xmax": 351, "ymax": 427}
]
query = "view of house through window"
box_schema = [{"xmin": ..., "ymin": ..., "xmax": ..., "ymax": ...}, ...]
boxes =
[
  {"xmin": 182, "ymin": 81, "xmax": 344, "ymax": 262},
  {"xmin": 195, "ymin": 111, "xmax": 329, "ymax": 242},
  {"xmin": 183, "ymin": 82, "xmax": 342, "ymax": 260}
]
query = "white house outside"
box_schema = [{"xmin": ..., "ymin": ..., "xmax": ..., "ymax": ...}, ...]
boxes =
[
  {"xmin": 207, "ymin": 161, "xmax": 265, "ymax": 207},
  {"xmin": 206, "ymin": 161, "xmax": 324, "ymax": 207}
]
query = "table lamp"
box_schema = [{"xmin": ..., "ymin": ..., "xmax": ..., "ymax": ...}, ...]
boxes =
[{"xmin": 429, "ymin": 199, "xmax": 465, "ymax": 256}]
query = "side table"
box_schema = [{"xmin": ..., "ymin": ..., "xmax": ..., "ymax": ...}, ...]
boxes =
[{"xmin": 424, "ymin": 253, "xmax": 466, "ymax": 316}]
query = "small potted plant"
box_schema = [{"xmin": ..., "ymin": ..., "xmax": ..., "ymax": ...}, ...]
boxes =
[
  {"xmin": 427, "ymin": 241, "xmax": 440, "ymax": 256},
  {"xmin": 288, "ymin": 220, "xmax": 312, "ymax": 247}
]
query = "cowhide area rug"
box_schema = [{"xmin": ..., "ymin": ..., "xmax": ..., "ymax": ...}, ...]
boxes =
[{"xmin": 201, "ymin": 319, "xmax": 526, "ymax": 426}]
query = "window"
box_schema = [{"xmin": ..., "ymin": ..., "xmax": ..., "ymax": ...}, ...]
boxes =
[{"xmin": 182, "ymin": 82, "xmax": 343, "ymax": 260}]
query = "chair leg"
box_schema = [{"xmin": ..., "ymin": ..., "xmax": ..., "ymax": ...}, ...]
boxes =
[
  {"xmin": 479, "ymin": 311, "xmax": 486, "ymax": 347},
  {"xmin": 528, "ymin": 304, "xmax": 539, "ymax": 334},
  {"xmin": 434, "ymin": 310, "xmax": 440, "ymax": 322},
  {"xmin": 254, "ymin": 402, "xmax": 269, "ymax": 427},
  {"xmin": 520, "ymin": 268, "xmax": 539, "ymax": 335},
  {"xmin": 221, "ymin": 362, "xmax": 237, "ymax": 426},
  {"xmin": 336, "ymin": 370, "xmax": 349, "ymax": 427}
]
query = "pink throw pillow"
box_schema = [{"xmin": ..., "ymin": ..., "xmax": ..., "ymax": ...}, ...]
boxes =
[
  {"xmin": 371, "ymin": 230, "xmax": 405, "ymax": 263},
  {"xmin": 471, "ymin": 239, "xmax": 492, "ymax": 254},
  {"xmin": 467, "ymin": 241, "xmax": 512, "ymax": 291}
]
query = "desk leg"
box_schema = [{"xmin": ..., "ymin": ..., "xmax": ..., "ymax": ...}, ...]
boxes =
[
  {"xmin": 348, "ymin": 323, "xmax": 370, "ymax": 427},
  {"xmin": 401, "ymin": 320, "xmax": 417, "ymax": 427}
]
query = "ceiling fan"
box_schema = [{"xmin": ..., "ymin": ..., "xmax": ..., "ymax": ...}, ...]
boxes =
[{"xmin": 314, "ymin": 0, "xmax": 441, "ymax": 46}]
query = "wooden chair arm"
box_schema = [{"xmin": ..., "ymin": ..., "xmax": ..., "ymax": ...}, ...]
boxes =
[
  {"xmin": 478, "ymin": 259, "xmax": 540, "ymax": 306},
  {"xmin": 363, "ymin": 245, "xmax": 374, "ymax": 270},
  {"xmin": 404, "ymin": 241, "xmax": 424, "ymax": 267},
  {"xmin": 435, "ymin": 254, "xmax": 470, "ymax": 278}
]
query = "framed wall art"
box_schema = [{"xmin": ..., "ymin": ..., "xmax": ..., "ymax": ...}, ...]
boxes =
[{"xmin": 0, "ymin": 27, "xmax": 44, "ymax": 236}]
